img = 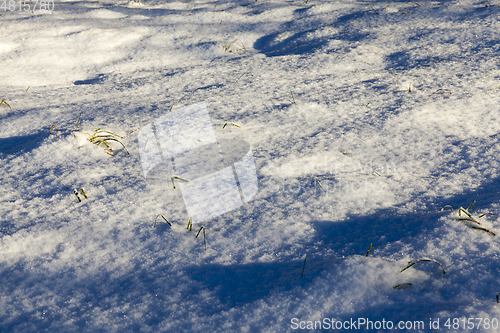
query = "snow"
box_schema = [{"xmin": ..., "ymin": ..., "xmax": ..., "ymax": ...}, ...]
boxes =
[{"xmin": 1, "ymin": 0, "xmax": 500, "ymax": 331}]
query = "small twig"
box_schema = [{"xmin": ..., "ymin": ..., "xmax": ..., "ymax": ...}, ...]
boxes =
[
  {"xmin": 301, "ymin": 254, "xmax": 307, "ymax": 278},
  {"xmin": 371, "ymin": 7, "xmax": 379, "ymax": 14}
]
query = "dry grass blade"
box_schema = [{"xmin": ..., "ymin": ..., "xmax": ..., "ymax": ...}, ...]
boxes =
[
  {"xmin": 203, "ymin": 228, "xmax": 206, "ymax": 250},
  {"xmin": 168, "ymin": 95, "xmax": 187, "ymax": 112},
  {"xmin": 222, "ymin": 39, "xmax": 247, "ymax": 54},
  {"xmin": 441, "ymin": 205, "xmax": 453, "ymax": 211},
  {"xmin": 171, "ymin": 175, "xmax": 190, "ymax": 189},
  {"xmin": 457, "ymin": 218, "xmax": 481, "ymax": 225},
  {"xmin": 314, "ymin": 175, "xmax": 322, "ymax": 189},
  {"xmin": 154, "ymin": 214, "xmax": 171, "ymax": 228},
  {"xmin": 470, "ymin": 225, "xmax": 495, "ymax": 236},
  {"xmin": 425, "ymin": 45, "xmax": 435, "ymax": 64},
  {"xmin": 217, "ymin": 68, "xmax": 252, "ymax": 96},
  {"xmin": 93, "ymin": 130, "xmax": 123, "ymax": 138},
  {"xmin": 366, "ymin": 243, "xmax": 373, "ymax": 257},
  {"xmin": 458, "ymin": 207, "xmax": 480, "ymax": 224},
  {"xmin": 74, "ymin": 111, "xmax": 83, "ymax": 129},
  {"xmin": 92, "ymin": 138, "xmax": 129, "ymax": 154},
  {"xmin": 301, "ymin": 254, "xmax": 307, "ymax": 278},
  {"xmin": 49, "ymin": 125, "xmax": 58, "ymax": 136},
  {"xmin": 432, "ymin": 89, "xmax": 452, "ymax": 94},
  {"xmin": 393, "ymin": 283, "xmax": 412, "ymax": 289},
  {"xmin": 0, "ymin": 98, "xmax": 12, "ymax": 109},
  {"xmin": 233, "ymin": 68, "xmax": 251, "ymax": 84},
  {"xmin": 195, "ymin": 226, "xmax": 207, "ymax": 250},
  {"xmin": 400, "ymin": 258, "xmax": 446, "ymax": 274},
  {"xmin": 479, "ymin": 212, "xmax": 499, "ymax": 218},
  {"xmin": 73, "ymin": 189, "xmax": 81, "ymax": 202},
  {"xmin": 88, "ymin": 129, "xmax": 129, "ymax": 155},
  {"xmin": 222, "ymin": 122, "xmax": 240, "ymax": 129},
  {"xmin": 457, "ymin": 219, "xmax": 481, "ymax": 224}
]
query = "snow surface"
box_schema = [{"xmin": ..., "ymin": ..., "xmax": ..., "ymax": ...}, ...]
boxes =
[{"xmin": 1, "ymin": 0, "xmax": 500, "ymax": 331}]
